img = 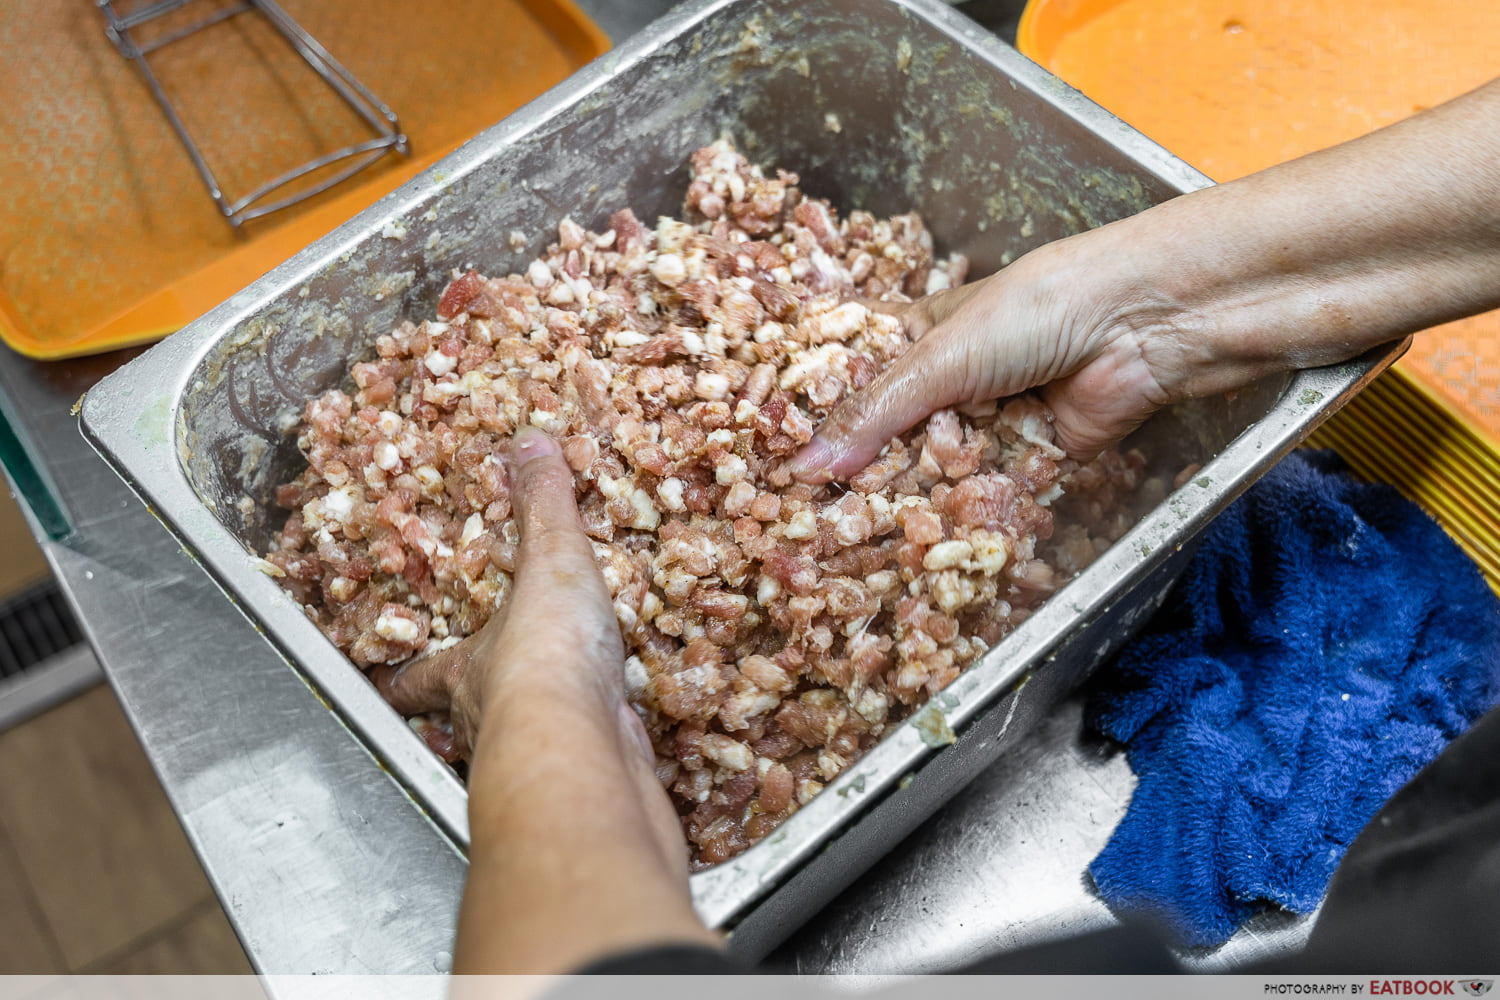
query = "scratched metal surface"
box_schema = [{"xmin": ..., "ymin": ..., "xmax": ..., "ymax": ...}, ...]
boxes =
[
  {"xmin": 0, "ymin": 0, "xmax": 1354, "ymax": 984},
  {"xmin": 770, "ymin": 697, "xmax": 1316, "ymax": 974},
  {"xmin": 82, "ymin": 0, "xmax": 1401, "ymax": 950},
  {"xmin": 0, "ymin": 349, "xmax": 464, "ymax": 985}
]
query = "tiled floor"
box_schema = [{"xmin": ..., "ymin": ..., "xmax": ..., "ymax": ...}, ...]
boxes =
[
  {"xmin": 0, "ymin": 490, "xmax": 250, "ymax": 974},
  {"xmin": 0, "ymin": 684, "xmax": 252, "ymax": 974},
  {"xmin": 0, "ymin": 489, "xmax": 50, "ymax": 598}
]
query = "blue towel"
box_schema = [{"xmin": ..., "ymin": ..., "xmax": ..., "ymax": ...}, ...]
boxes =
[{"xmin": 1085, "ymin": 449, "xmax": 1500, "ymax": 948}]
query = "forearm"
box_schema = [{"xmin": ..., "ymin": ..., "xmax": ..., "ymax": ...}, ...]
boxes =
[
  {"xmin": 1089, "ymin": 77, "xmax": 1500, "ymax": 398},
  {"xmin": 456, "ymin": 679, "xmax": 718, "ymax": 974}
]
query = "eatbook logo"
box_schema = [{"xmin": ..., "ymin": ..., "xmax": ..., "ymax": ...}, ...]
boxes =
[{"xmin": 1462, "ymin": 983, "xmax": 1493, "ymax": 997}]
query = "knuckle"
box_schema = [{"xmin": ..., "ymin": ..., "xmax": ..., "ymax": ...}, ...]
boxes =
[
  {"xmin": 826, "ymin": 396, "xmax": 868, "ymax": 438},
  {"xmin": 442, "ymin": 658, "xmax": 467, "ymax": 695},
  {"xmin": 516, "ymin": 460, "xmax": 573, "ymax": 500}
]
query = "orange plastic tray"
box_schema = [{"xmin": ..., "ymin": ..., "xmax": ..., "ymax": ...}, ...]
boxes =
[
  {"xmin": 0, "ymin": 0, "xmax": 607, "ymax": 359},
  {"xmin": 1016, "ymin": 0, "xmax": 1500, "ymax": 445}
]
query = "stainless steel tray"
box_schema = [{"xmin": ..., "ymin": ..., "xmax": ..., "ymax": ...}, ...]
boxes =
[{"xmin": 80, "ymin": 0, "xmax": 1401, "ymax": 957}]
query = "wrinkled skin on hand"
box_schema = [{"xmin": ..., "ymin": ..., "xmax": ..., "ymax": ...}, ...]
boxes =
[
  {"xmin": 790, "ymin": 78, "xmax": 1500, "ymax": 485},
  {"xmin": 374, "ymin": 427, "xmax": 652, "ymax": 766},
  {"xmin": 784, "ymin": 234, "xmax": 1192, "ymax": 480}
]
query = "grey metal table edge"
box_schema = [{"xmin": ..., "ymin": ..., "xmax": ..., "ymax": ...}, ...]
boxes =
[{"xmin": 0, "ymin": 0, "xmax": 1311, "ymax": 982}]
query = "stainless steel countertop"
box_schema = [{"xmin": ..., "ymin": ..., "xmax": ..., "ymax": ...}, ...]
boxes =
[{"xmin": 0, "ymin": 0, "xmax": 1307, "ymax": 980}]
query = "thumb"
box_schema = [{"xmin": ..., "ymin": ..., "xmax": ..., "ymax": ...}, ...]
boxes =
[
  {"xmin": 374, "ymin": 641, "xmax": 467, "ymax": 716},
  {"xmin": 786, "ymin": 301, "xmax": 1025, "ymax": 482},
  {"xmin": 783, "ymin": 337, "xmax": 958, "ymax": 482},
  {"xmin": 785, "ymin": 275, "xmax": 1065, "ymax": 482}
]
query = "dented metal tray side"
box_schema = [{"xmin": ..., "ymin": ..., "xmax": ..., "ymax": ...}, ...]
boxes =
[{"xmin": 80, "ymin": 0, "xmax": 1403, "ymax": 939}]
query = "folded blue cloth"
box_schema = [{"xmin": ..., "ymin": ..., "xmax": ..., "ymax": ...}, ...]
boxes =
[{"xmin": 1085, "ymin": 449, "xmax": 1500, "ymax": 948}]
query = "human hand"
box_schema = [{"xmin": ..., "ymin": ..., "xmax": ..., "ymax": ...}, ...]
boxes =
[
  {"xmin": 378, "ymin": 426, "xmax": 715, "ymax": 973},
  {"xmin": 786, "ymin": 77, "xmax": 1500, "ymax": 483},
  {"xmin": 784, "ymin": 228, "xmax": 1199, "ymax": 479},
  {"xmin": 374, "ymin": 426, "xmax": 648, "ymax": 763}
]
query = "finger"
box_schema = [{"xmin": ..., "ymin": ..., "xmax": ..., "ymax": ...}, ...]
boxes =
[
  {"xmin": 373, "ymin": 640, "xmax": 469, "ymax": 715},
  {"xmin": 787, "ymin": 299, "xmax": 1022, "ymax": 483},
  {"xmin": 860, "ymin": 297, "xmax": 917, "ymax": 325},
  {"xmin": 907, "ymin": 282, "xmax": 987, "ymax": 339},
  {"xmin": 1041, "ymin": 366, "xmax": 1162, "ymax": 462},
  {"xmin": 415, "ymin": 719, "xmax": 464, "ymax": 764},
  {"xmin": 785, "ymin": 285, "xmax": 1009, "ymax": 483},
  {"xmin": 865, "ymin": 282, "xmax": 985, "ymax": 337},
  {"xmin": 617, "ymin": 699, "xmax": 655, "ymax": 766},
  {"xmin": 507, "ymin": 428, "xmax": 606, "ymax": 587},
  {"xmin": 783, "ymin": 340, "xmax": 953, "ymax": 482}
]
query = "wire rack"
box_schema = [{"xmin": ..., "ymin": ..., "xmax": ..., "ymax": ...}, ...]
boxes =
[{"xmin": 97, "ymin": 0, "xmax": 410, "ymax": 229}]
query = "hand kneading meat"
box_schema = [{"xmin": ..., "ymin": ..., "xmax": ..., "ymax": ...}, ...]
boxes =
[{"xmin": 264, "ymin": 141, "xmax": 1151, "ymax": 867}]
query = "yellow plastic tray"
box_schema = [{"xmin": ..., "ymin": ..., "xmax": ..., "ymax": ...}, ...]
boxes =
[{"xmin": 0, "ymin": 0, "xmax": 607, "ymax": 359}]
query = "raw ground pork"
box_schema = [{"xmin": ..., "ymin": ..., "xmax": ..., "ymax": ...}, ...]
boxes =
[{"xmin": 263, "ymin": 140, "xmax": 1151, "ymax": 867}]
